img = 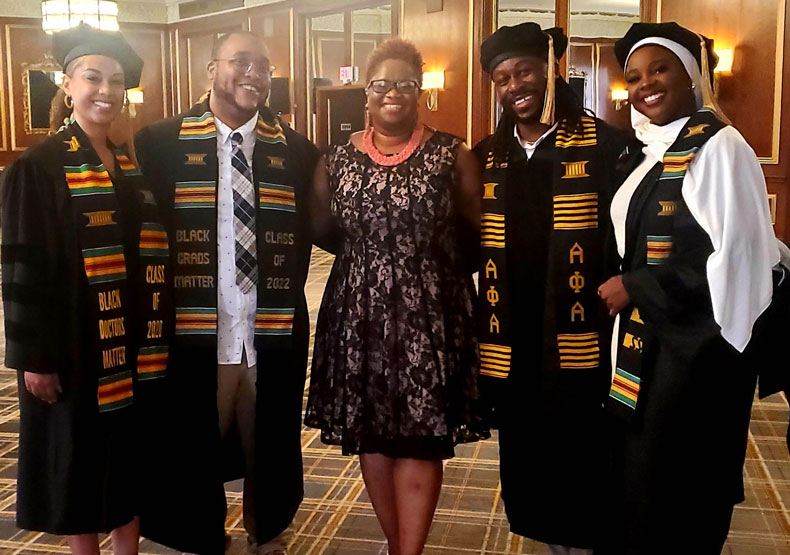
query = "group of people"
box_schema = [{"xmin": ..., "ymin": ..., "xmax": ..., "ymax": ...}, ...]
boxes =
[{"xmin": 1, "ymin": 16, "xmax": 782, "ymax": 555}]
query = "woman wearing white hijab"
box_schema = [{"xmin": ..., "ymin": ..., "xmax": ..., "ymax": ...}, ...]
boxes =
[{"xmin": 597, "ymin": 22, "xmax": 779, "ymax": 554}]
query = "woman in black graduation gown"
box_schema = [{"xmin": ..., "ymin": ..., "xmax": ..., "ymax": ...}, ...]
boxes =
[
  {"xmin": 2, "ymin": 24, "xmax": 171, "ymax": 554},
  {"xmin": 598, "ymin": 22, "xmax": 779, "ymax": 554}
]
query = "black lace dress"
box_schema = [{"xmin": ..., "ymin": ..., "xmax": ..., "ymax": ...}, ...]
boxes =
[{"xmin": 305, "ymin": 131, "xmax": 489, "ymax": 459}]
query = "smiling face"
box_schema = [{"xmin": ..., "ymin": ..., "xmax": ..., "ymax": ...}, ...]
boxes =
[
  {"xmin": 61, "ymin": 54, "xmax": 125, "ymax": 130},
  {"xmin": 625, "ymin": 44, "xmax": 698, "ymax": 126},
  {"xmin": 208, "ymin": 33, "xmax": 271, "ymax": 123},
  {"xmin": 491, "ymin": 55, "xmax": 548, "ymax": 125},
  {"xmin": 366, "ymin": 58, "xmax": 420, "ymax": 132}
]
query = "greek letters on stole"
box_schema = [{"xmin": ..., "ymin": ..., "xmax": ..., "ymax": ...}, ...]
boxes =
[
  {"xmin": 61, "ymin": 125, "xmax": 136, "ymax": 411},
  {"xmin": 479, "ymin": 117, "xmax": 605, "ymax": 379},
  {"xmin": 171, "ymin": 99, "xmax": 298, "ymax": 349},
  {"xmin": 606, "ymin": 108, "xmax": 726, "ymax": 422}
]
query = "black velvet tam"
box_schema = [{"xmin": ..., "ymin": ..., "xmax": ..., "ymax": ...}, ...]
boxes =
[
  {"xmin": 614, "ymin": 22, "xmax": 718, "ymax": 81},
  {"xmin": 480, "ymin": 22, "xmax": 568, "ymax": 74},
  {"xmin": 52, "ymin": 22, "xmax": 143, "ymax": 89}
]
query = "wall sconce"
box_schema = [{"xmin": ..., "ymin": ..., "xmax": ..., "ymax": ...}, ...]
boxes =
[
  {"xmin": 126, "ymin": 87, "xmax": 144, "ymax": 118},
  {"xmin": 713, "ymin": 48, "xmax": 733, "ymax": 97},
  {"xmin": 611, "ymin": 88, "xmax": 628, "ymax": 111},
  {"xmin": 714, "ymin": 49, "xmax": 733, "ymax": 74},
  {"xmin": 422, "ymin": 71, "xmax": 445, "ymax": 112}
]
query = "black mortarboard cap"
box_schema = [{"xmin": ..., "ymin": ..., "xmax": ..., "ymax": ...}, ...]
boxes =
[
  {"xmin": 480, "ymin": 22, "xmax": 568, "ymax": 74},
  {"xmin": 52, "ymin": 23, "xmax": 143, "ymax": 89},
  {"xmin": 614, "ymin": 22, "xmax": 718, "ymax": 82}
]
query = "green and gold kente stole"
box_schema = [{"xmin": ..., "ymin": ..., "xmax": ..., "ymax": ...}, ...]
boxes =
[
  {"xmin": 606, "ymin": 108, "xmax": 726, "ymax": 421},
  {"xmin": 170, "ymin": 98, "xmax": 299, "ymax": 350},
  {"xmin": 479, "ymin": 116, "xmax": 606, "ymax": 379},
  {"xmin": 61, "ymin": 122, "xmax": 133, "ymax": 412}
]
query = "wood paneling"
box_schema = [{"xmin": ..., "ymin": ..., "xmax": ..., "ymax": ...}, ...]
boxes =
[
  {"xmin": 765, "ymin": 0, "xmax": 790, "ymax": 240},
  {"xmin": 117, "ymin": 25, "xmax": 171, "ymax": 139},
  {"xmin": 4, "ymin": 21, "xmax": 52, "ymax": 156},
  {"xmin": 661, "ymin": 0, "xmax": 783, "ymax": 161},
  {"xmin": 401, "ymin": 0, "xmax": 470, "ymax": 141},
  {"xmin": 470, "ymin": 0, "xmax": 494, "ymax": 145},
  {"xmin": 661, "ymin": 0, "xmax": 789, "ymax": 238}
]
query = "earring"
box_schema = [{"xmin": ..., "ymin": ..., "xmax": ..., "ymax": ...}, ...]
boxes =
[
  {"xmin": 691, "ymin": 83, "xmax": 696, "ymax": 90},
  {"xmin": 123, "ymin": 90, "xmax": 130, "ymax": 108},
  {"xmin": 64, "ymin": 95, "xmax": 73, "ymax": 109}
]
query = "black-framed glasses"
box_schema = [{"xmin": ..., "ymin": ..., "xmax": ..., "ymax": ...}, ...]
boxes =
[
  {"xmin": 214, "ymin": 57, "xmax": 275, "ymax": 76},
  {"xmin": 366, "ymin": 79, "xmax": 420, "ymax": 94}
]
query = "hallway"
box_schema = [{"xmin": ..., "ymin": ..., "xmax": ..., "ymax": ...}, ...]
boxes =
[{"xmin": 0, "ymin": 248, "xmax": 789, "ymax": 554}]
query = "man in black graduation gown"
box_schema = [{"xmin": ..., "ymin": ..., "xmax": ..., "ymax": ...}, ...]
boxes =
[
  {"xmin": 473, "ymin": 23, "xmax": 628, "ymax": 554},
  {"xmin": 135, "ymin": 31, "xmax": 318, "ymax": 554}
]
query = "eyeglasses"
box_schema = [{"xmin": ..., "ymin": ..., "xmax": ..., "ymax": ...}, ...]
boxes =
[
  {"xmin": 214, "ymin": 57, "xmax": 275, "ymax": 76},
  {"xmin": 366, "ymin": 79, "xmax": 420, "ymax": 94}
]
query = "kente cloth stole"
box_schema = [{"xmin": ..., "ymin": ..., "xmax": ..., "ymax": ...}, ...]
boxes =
[
  {"xmin": 121, "ymin": 150, "xmax": 173, "ymax": 382},
  {"xmin": 479, "ymin": 116, "xmax": 605, "ymax": 379},
  {"xmin": 62, "ymin": 125, "xmax": 134, "ymax": 411},
  {"xmin": 606, "ymin": 108, "xmax": 726, "ymax": 421},
  {"xmin": 171, "ymin": 101, "xmax": 299, "ymax": 350}
]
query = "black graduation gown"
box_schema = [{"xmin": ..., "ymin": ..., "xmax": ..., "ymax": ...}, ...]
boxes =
[
  {"xmin": 602, "ymin": 158, "xmax": 758, "ymax": 555},
  {"xmin": 2, "ymin": 130, "xmax": 144, "ymax": 535},
  {"xmin": 134, "ymin": 110, "xmax": 318, "ymax": 554},
  {"xmin": 472, "ymin": 123, "xmax": 628, "ymax": 548}
]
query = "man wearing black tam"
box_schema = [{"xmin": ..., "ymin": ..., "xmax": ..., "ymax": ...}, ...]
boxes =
[{"xmin": 473, "ymin": 22, "xmax": 629, "ymax": 554}]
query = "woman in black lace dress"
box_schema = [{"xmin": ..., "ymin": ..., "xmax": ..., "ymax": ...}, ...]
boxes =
[{"xmin": 305, "ymin": 39, "xmax": 488, "ymax": 555}]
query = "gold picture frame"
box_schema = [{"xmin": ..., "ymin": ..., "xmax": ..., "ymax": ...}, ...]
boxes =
[{"xmin": 22, "ymin": 55, "xmax": 62, "ymax": 135}]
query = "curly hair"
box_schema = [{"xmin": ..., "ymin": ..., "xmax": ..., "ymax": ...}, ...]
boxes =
[{"xmin": 365, "ymin": 38, "xmax": 424, "ymax": 87}]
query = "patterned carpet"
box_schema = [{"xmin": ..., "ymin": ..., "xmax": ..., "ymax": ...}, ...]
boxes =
[{"xmin": 0, "ymin": 247, "xmax": 789, "ymax": 554}]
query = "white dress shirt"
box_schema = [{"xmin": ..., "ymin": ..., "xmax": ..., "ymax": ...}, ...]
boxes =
[
  {"xmin": 215, "ymin": 113, "xmax": 259, "ymax": 367},
  {"xmin": 514, "ymin": 123, "xmax": 558, "ymax": 160}
]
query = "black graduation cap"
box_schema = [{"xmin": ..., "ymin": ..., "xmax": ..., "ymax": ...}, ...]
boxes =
[
  {"xmin": 615, "ymin": 22, "xmax": 730, "ymax": 124},
  {"xmin": 480, "ymin": 22, "xmax": 568, "ymax": 75},
  {"xmin": 614, "ymin": 22, "xmax": 718, "ymax": 81},
  {"xmin": 52, "ymin": 23, "xmax": 143, "ymax": 89}
]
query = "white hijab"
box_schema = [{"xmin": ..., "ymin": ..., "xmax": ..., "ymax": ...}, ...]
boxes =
[{"xmin": 625, "ymin": 38, "xmax": 779, "ymax": 352}]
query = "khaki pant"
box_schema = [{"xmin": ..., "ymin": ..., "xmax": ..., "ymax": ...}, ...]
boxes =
[
  {"xmin": 217, "ymin": 349, "xmax": 289, "ymax": 552},
  {"xmin": 217, "ymin": 350, "xmax": 258, "ymax": 539}
]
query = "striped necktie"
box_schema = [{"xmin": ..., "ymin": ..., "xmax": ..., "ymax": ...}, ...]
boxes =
[{"xmin": 230, "ymin": 131, "xmax": 257, "ymax": 293}]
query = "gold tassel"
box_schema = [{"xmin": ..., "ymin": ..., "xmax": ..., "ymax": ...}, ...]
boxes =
[
  {"xmin": 697, "ymin": 33, "xmax": 732, "ymax": 125},
  {"xmin": 540, "ymin": 33, "xmax": 556, "ymax": 125}
]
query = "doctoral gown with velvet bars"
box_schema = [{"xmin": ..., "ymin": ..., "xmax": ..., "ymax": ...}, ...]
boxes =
[
  {"xmin": 472, "ymin": 123, "xmax": 627, "ymax": 549},
  {"xmin": 1, "ymin": 127, "xmax": 146, "ymax": 535},
  {"xmin": 601, "ymin": 151, "xmax": 758, "ymax": 555}
]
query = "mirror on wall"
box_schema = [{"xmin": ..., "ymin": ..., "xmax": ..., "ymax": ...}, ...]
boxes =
[
  {"xmin": 352, "ymin": 6, "xmax": 393, "ymax": 70},
  {"xmin": 498, "ymin": 0, "xmax": 556, "ymax": 29},
  {"xmin": 22, "ymin": 57, "xmax": 64, "ymax": 134},
  {"xmin": 568, "ymin": 0, "xmax": 639, "ymax": 127}
]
